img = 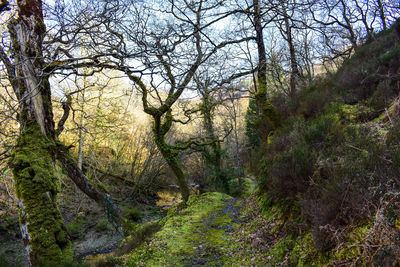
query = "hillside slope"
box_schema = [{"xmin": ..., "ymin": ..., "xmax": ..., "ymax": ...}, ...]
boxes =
[{"xmin": 251, "ymin": 20, "xmax": 400, "ymax": 266}]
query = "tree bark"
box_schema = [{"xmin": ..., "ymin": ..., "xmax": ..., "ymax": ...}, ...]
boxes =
[
  {"xmin": 55, "ymin": 146, "xmax": 127, "ymax": 235},
  {"xmin": 201, "ymin": 90, "xmax": 227, "ymax": 191},
  {"xmin": 253, "ymin": 0, "xmax": 281, "ymax": 133},
  {"xmin": 6, "ymin": 0, "xmax": 73, "ymax": 264},
  {"xmin": 254, "ymin": 0, "xmax": 268, "ymax": 115},
  {"xmin": 280, "ymin": 2, "xmax": 300, "ymax": 100},
  {"xmin": 153, "ymin": 112, "xmax": 190, "ymax": 202},
  {"xmin": 376, "ymin": 0, "xmax": 387, "ymax": 30},
  {"xmin": 10, "ymin": 127, "xmax": 73, "ymax": 266}
]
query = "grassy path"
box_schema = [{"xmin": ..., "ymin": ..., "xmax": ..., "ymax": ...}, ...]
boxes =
[
  {"xmin": 89, "ymin": 178, "xmax": 269, "ymax": 266},
  {"xmin": 123, "ymin": 192, "xmax": 245, "ymax": 266}
]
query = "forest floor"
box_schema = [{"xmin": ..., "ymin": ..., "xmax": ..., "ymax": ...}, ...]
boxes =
[
  {"xmin": 1, "ymin": 178, "xmax": 269, "ymax": 267},
  {"xmin": 85, "ymin": 177, "xmax": 274, "ymax": 266},
  {"xmin": 116, "ymin": 191, "xmax": 270, "ymax": 266}
]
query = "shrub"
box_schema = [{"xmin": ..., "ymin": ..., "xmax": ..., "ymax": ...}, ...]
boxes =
[
  {"xmin": 122, "ymin": 207, "xmax": 143, "ymax": 222},
  {"xmin": 297, "ymin": 86, "xmax": 335, "ymax": 118},
  {"xmin": 94, "ymin": 219, "xmax": 111, "ymax": 232},
  {"xmin": 66, "ymin": 215, "xmax": 89, "ymax": 239},
  {"xmin": 300, "ymin": 124, "xmax": 391, "ymax": 249},
  {"xmin": 269, "ymin": 142, "xmax": 315, "ymax": 199},
  {"xmin": 369, "ymin": 79, "xmax": 398, "ymax": 111},
  {"xmin": 257, "ymin": 111, "xmax": 396, "ymax": 250},
  {"xmin": 254, "ymin": 22, "xmax": 400, "ymax": 256}
]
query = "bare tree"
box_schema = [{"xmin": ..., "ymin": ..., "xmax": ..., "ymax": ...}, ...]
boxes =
[
  {"xmin": 253, "ymin": 0, "xmax": 269, "ymax": 114},
  {"xmin": 308, "ymin": 0, "xmax": 399, "ymax": 59},
  {"xmin": 91, "ymin": 0, "xmax": 253, "ymax": 201}
]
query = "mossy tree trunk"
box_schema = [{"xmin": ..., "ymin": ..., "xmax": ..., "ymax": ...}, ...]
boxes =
[
  {"xmin": 152, "ymin": 111, "xmax": 190, "ymax": 202},
  {"xmin": 199, "ymin": 89, "xmax": 227, "ymax": 192},
  {"xmin": 10, "ymin": 127, "xmax": 73, "ymax": 266},
  {"xmin": 5, "ymin": 0, "xmax": 73, "ymax": 265},
  {"xmin": 253, "ymin": 0, "xmax": 281, "ymax": 135},
  {"xmin": 1, "ymin": 0, "xmax": 128, "ymax": 246}
]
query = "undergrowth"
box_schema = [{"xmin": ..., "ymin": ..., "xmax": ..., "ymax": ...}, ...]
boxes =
[{"xmin": 252, "ymin": 20, "xmax": 400, "ymax": 265}]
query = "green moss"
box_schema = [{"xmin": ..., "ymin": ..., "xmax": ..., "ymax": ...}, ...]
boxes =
[
  {"xmin": 9, "ymin": 125, "xmax": 72, "ymax": 264},
  {"xmin": 325, "ymin": 102, "xmax": 375, "ymax": 123},
  {"xmin": 125, "ymin": 192, "xmax": 235, "ymax": 266},
  {"xmin": 262, "ymin": 101, "xmax": 281, "ymax": 129},
  {"xmin": 289, "ymin": 233, "xmax": 328, "ymax": 266},
  {"xmin": 66, "ymin": 215, "xmax": 88, "ymax": 239},
  {"xmin": 239, "ymin": 178, "xmax": 257, "ymax": 198},
  {"xmin": 268, "ymin": 236, "xmax": 294, "ymax": 264},
  {"xmin": 116, "ymin": 221, "xmax": 161, "ymax": 256},
  {"xmin": 122, "ymin": 206, "xmax": 143, "ymax": 222},
  {"xmin": 94, "ymin": 219, "xmax": 111, "ymax": 233},
  {"xmin": 334, "ymin": 224, "xmax": 370, "ymax": 263}
]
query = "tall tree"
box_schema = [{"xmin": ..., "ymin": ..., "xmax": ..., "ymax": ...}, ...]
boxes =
[
  {"xmin": 1, "ymin": 0, "xmax": 72, "ymax": 264},
  {"xmin": 253, "ymin": 0, "xmax": 269, "ymax": 114},
  {"xmin": 276, "ymin": 0, "xmax": 300, "ymax": 100},
  {"xmin": 0, "ymin": 1, "xmax": 130, "ymax": 263},
  {"xmin": 252, "ymin": 0, "xmax": 281, "ymax": 134}
]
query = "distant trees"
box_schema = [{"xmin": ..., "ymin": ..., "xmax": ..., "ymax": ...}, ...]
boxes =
[
  {"xmin": 88, "ymin": 0, "xmax": 254, "ymax": 201},
  {"xmin": 43, "ymin": 0, "xmax": 399, "ymax": 205},
  {"xmin": 308, "ymin": 0, "xmax": 400, "ymax": 58}
]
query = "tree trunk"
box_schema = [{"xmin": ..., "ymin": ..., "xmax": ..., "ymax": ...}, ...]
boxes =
[
  {"xmin": 7, "ymin": 1, "xmax": 73, "ymax": 264},
  {"xmin": 376, "ymin": 0, "xmax": 387, "ymax": 30},
  {"xmin": 254, "ymin": 0, "xmax": 268, "ymax": 114},
  {"xmin": 253, "ymin": 0, "xmax": 281, "ymax": 132},
  {"xmin": 77, "ymin": 69, "xmax": 87, "ymax": 170},
  {"xmin": 231, "ymin": 98, "xmax": 242, "ymax": 186},
  {"xmin": 10, "ymin": 127, "xmax": 73, "ymax": 266},
  {"xmin": 201, "ymin": 90, "xmax": 227, "ymax": 191},
  {"xmin": 156, "ymin": 140, "xmax": 190, "ymax": 202},
  {"xmin": 282, "ymin": 9, "xmax": 299, "ymax": 101},
  {"xmin": 56, "ymin": 147, "xmax": 127, "ymax": 234},
  {"xmin": 153, "ymin": 114, "xmax": 190, "ymax": 202},
  {"xmin": 77, "ymin": 128, "xmax": 85, "ymax": 170},
  {"xmin": 163, "ymin": 152, "xmax": 190, "ymax": 202}
]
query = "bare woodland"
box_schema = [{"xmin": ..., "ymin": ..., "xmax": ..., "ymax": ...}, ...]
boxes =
[{"xmin": 0, "ymin": 0, "xmax": 399, "ymax": 265}]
